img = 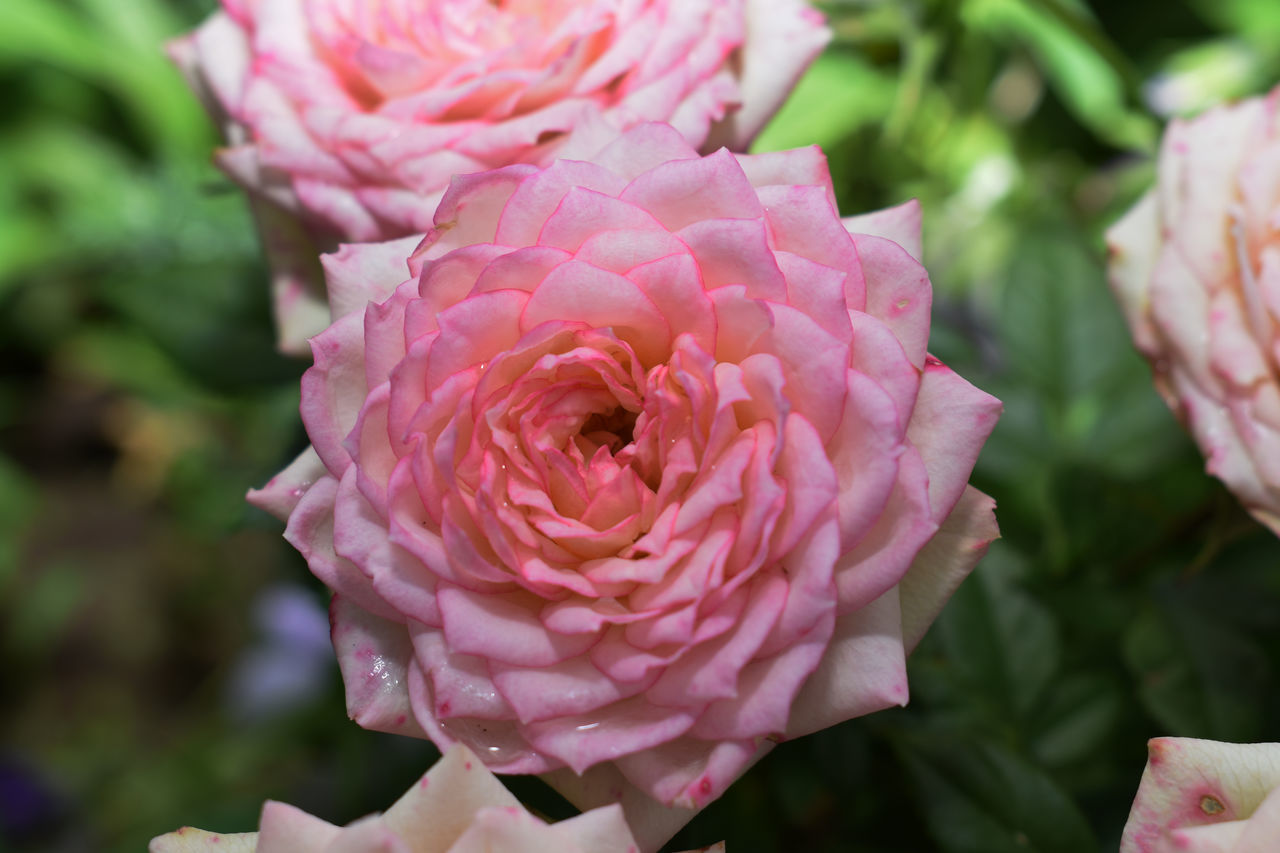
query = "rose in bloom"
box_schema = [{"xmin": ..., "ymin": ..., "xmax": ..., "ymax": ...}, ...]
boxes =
[
  {"xmin": 149, "ymin": 743, "xmax": 721, "ymax": 852},
  {"xmin": 1108, "ymin": 87, "xmax": 1280, "ymax": 534},
  {"xmin": 170, "ymin": 0, "xmax": 829, "ymax": 351},
  {"xmin": 250, "ymin": 123, "xmax": 1001, "ymax": 850},
  {"xmin": 1121, "ymin": 737, "xmax": 1280, "ymax": 852}
]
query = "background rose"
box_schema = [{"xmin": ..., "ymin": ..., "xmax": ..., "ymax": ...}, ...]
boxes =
[
  {"xmin": 1108, "ymin": 87, "xmax": 1280, "ymax": 535},
  {"xmin": 249, "ymin": 123, "xmax": 1000, "ymax": 850},
  {"xmin": 1121, "ymin": 738, "xmax": 1280, "ymax": 852},
  {"xmin": 150, "ymin": 743, "xmax": 691, "ymax": 852},
  {"xmin": 170, "ymin": 0, "xmax": 830, "ymax": 352}
]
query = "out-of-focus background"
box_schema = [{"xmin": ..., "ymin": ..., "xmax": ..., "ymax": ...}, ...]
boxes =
[{"xmin": 4, "ymin": 1, "xmax": 1280, "ymax": 851}]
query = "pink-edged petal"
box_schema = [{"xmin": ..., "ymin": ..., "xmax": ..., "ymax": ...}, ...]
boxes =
[
  {"xmin": 1121, "ymin": 738, "xmax": 1280, "ymax": 852},
  {"xmin": 751, "ymin": 302, "xmax": 848, "ymax": 441},
  {"xmin": 590, "ymin": 122, "xmax": 701, "ymax": 181},
  {"xmin": 537, "ymin": 188, "xmax": 665, "ymax": 251},
  {"xmin": 625, "ymin": 253, "xmax": 718, "ymax": 352},
  {"xmin": 832, "ymin": 446, "xmax": 936, "ymax": 613},
  {"xmin": 247, "ymin": 445, "xmax": 326, "ymax": 521},
  {"xmin": 285, "ymin": 476, "xmax": 401, "ymax": 622},
  {"xmin": 824, "ymin": 369, "xmax": 906, "ymax": 550},
  {"xmin": 437, "ymin": 586, "xmax": 600, "ymax": 668},
  {"xmin": 330, "ymin": 595, "xmax": 426, "ymax": 738},
  {"xmin": 620, "ymin": 148, "xmax": 763, "ymax": 231},
  {"xmin": 755, "ymin": 184, "xmax": 857, "ymax": 274},
  {"xmin": 494, "ymin": 158, "xmax": 631, "ymax": 247},
  {"xmin": 843, "ymin": 200, "xmax": 924, "ymax": 263},
  {"xmin": 646, "ymin": 575, "xmax": 788, "ymax": 706},
  {"xmin": 734, "ymin": 145, "xmax": 834, "ymax": 200},
  {"xmin": 405, "ymin": 664, "xmax": 557, "ymax": 775},
  {"xmin": 784, "ymin": 586, "xmax": 909, "ymax": 738},
  {"xmin": 301, "ymin": 310, "xmax": 369, "ymax": 476},
  {"xmin": 520, "ymin": 259, "xmax": 670, "ymax": 366},
  {"xmin": 612, "ymin": 737, "xmax": 771, "ymax": 810},
  {"xmin": 1172, "ymin": 786, "xmax": 1280, "ymax": 852},
  {"xmin": 256, "ymin": 802, "xmax": 341, "ymax": 853},
  {"xmin": 855, "ymin": 233, "xmax": 933, "ymax": 369},
  {"xmin": 521, "ymin": 694, "xmax": 700, "ymax": 775},
  {"xmin": 689, "ymin": 608, "xmax": 833, "ymax": 740},
  {"xmin": 677, "ymin": 217, "xmax": 786, "ymax": 299},
  {"xmin": 409, "ymin": 624, "xmax": 516, "ymax": 721},
  {"xmin": 420, "ymin": 165, "xmax": 541, "ymax": 261},
  {"xmin": 491, "ymin": 655, "xmax": 653, "ymax": 725},
  {"xmin": 899, "ymin": 485, "xmax": 999, "ymax": 652},
  {"xmin": 907, "ymin": 358, "xmax": 1004, "ymax": 523},
  {"xmin": 573, "ymin": 228, "xmax": 688, "ymax": 274},
  {"xmin": 322, "ymin": 236, "xmax": 421, "ymax": 321}
]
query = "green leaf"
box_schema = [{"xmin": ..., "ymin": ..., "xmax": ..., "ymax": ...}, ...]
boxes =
[
  {"xmin": 1029, "ymin": 674, "xmax": 1124, "ymax": 767},
  {"xmin": 932, "ymin": 546, "xmax": 1062, "ymax": 720},
  {"xmin": 752, "ymin": 50, "xmax": 897, "ymax": 153},
  {"xmin": 961, "ymin": 0, "xmax": 1155, "ymax": 150},
  {"xmin": 899, "ymin": 735, "xmax": 1097, "ymax": 853},
  {"xmin": 1123, "ymin": 597, "xmax": 1268, "ymax": 741}
]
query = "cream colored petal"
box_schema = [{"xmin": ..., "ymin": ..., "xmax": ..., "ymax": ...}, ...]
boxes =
[
  {"xmin": 149, "ymin": 827, "xmax": 257, "ymax": 853},
  {"xmin": 899, "ymin": 486, "xmax": 999, "ymax": 652},
  {"xmin": 1121, "ymin": 738, "xmax": 1280, "ymax": 852},
  {"xmin": 1106, "ymin": 190, "xmax": 1162, "ymax": 355},
  {"xmin": 381, "ymin": 744, "xmax": 522, "ymax": 853}
]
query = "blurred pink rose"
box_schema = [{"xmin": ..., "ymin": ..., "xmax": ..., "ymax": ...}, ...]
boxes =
[
  {"xmin": 1108, "ymin": 88, "xmax": 1280, "ymax": 534},
  {"xmin": 170, "ymin": 0, "xmax": 829, "ymax": 351},
  {"xmin": 150, "ymin": 743, "xmax": 720, "ymax": 852},
  {"xmin": 1122, "ymin": 737, "xmax": 1280, "ymax": 852},
  {"xmin": 250, "ymin": 123, "xmax": 1001, "ymax": 850}
]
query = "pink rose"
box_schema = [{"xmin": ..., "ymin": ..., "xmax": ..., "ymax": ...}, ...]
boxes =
[
  {"xmin": 1122, "ymin": 737, "xmax": 1280, "ymax": 852},
  {"xmin": 150, "ymin": 743, "xmax": 720, "ymax": 852},
  {"xmin": 250, "ymin": 123, "xmax": 1001, "ymax": 850},
  {"xmin": 1108, "ymin": 87, "xmax": 1280, "ymax": 534},
  {"xmin": 170, "ymin": 0, "xmax": 830, "ymax": 351}
]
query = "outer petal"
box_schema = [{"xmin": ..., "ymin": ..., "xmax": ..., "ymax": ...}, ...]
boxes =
[
  {"xmin": 149, "ymin": 827, "xmax": 257, "ymax": 853},
  {"xmin": 247, "ymin": 445, "xmax": 327, "ymax": 521},
  {"xmin": 1106, "ymin": 190, "xmax": 1162, "ymax": 355},
  {"xmin": 703, "ymin": 0, "xmax": 831, "ymax": 150},
  {"xmin": 256, "ymin": 801, "xmax": 343, "ymax": 853},
  {"xmin": 1121, "ymin": 738, "xmax": 1280, "ymax": 852},
  {"xmin": 330, "ymin": 595, "xmax": 426, "ymax": 738},
  {"xmin": 784, "ymin": 587, "xmax": 909, "ymax": 738},
  {"xmin": 906, "ymin": 360, "xmax": 1004, "ymax": 524},
  {"xmin": 843, "ymin": 199, "xmax": 924, "ymax": 263},
  {"xmin": 898, "ymin": 486, "xmax": 999, "ymax": 652},
  {"xmin": 380, "ymin": 744, "xmax": 521, "ymax": 849},
  {"xmin": 323, "ymin": 236, "xmax": 423, "ymax": 321},
  {"xmin": 1170, "ymin": 786, "xmax": 1280, "ymax": 852}
]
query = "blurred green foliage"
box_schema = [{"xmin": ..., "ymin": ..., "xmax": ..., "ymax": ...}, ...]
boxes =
[{"xmin": 4, "ymin": 0, "xmax": 1280, "ymax": 852}]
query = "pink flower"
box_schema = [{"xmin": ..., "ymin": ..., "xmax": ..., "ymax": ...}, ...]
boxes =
[
  {"xmin": 1121, "ymin": 737, "xmax": 1280, "ymax": 852},
  {"xmin": 1108, "ymin": 87, "xmax": 1280, "ymax": 534},
  {"xmin": 170, "ymin": 0, "xmax": 830, "ymax": 352},
  {"xmin": 250, "ymin": 123, "xmax": 1001, "ymax": 851},
  {"xmin": 149, "ymin": 743, "xmax": 719, "ymax": 852}
]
